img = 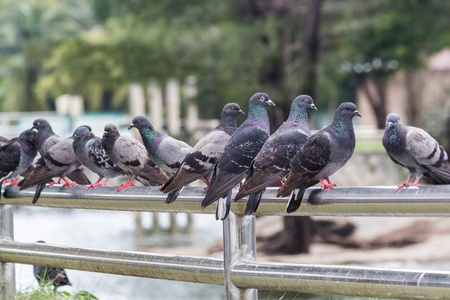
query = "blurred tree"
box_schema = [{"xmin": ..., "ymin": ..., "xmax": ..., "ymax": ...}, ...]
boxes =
[
  {"xmin": 338, "ymin": 0, "xmax": 450, "ymax": 128},
  {"xmin": 0, "ymin": 0, "xmax": 95, "ymax": 111}
]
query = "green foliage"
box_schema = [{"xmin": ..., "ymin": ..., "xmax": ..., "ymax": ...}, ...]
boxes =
[{"xmin": 15, "ymin": 282, "xmax": 98, "ymax": 300}]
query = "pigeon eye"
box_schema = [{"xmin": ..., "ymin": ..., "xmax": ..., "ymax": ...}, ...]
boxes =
[
  {"xmin": 303, "ymin": 99, "xmax": 308, "ymax": 103},
  {"xmin": 260, "ymin": 97, "xmax": 264, "ymax": 101},
  {"xmin": 138, "ymin": 119, "xmax": 141, "ymax": 123},
  {"xmin": 231, "ymin": 106, "xmax": 235, "ymax": 110},
  {"xmin": 346, "ymin": 107, "xmax": 350, "ymax": 110}
]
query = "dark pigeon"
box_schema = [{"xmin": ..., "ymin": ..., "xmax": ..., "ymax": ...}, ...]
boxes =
[
  {"xmin": 382, "ymin": 113, "xmax": 450, "ymax": 190},
  {"xmin": 19, "ymin": 128, "xmax": 91, "ymax": 204},
  {"xmin": 129, "ymin": 115, "xmax": 193, "ymax": 177},
  {"xmin": 277, "ymin": 102, "xmax": 361, "ymax": 213},
  {"xmin": 32, "ymin": 119, "xmax": 63, "ymax": 156},
  {"xmin": 33, "ymin": 241, "xmax": 71, "ymax": 292},
  {"xmin": 0, "ymin": 130, "xmax": 38, "ymax": 198},
  {"xmin": 234, "ymin": 95, "xmax": 317, "ymax": 215},
  {"xmin": 160, "ymin": 103, "xmax": 246, "ymax": 203},
  {"xmin": 102, "ymin": 123, "xmax": 170, "ymax": 191},
  {"xmin": 72, "ymin": 126, "xmax": 128, "ymax": 190},
  {"xmin": 201, "ymin": 92, "xmax": 276, "ymax": 220}
]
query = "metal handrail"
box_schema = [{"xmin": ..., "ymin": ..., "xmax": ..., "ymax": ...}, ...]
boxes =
[
  {"xmin": 2, "ymin": 184, "xmax": 450, "ymax": 299},
  {"xmin": 3, "ymin": 184, "xmax": 450, "ymax": 216}
]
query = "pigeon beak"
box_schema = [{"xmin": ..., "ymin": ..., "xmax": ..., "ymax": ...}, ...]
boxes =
[
  {"xmin": 355, "ymin": 110, "xmax": 362, "ymax": 118},
  {"xmin": 128, "ymin": 124, "xmax": 135, "ymax": 130},
  {"xmin": 238, "ymin": 110, "xmax": 246, "ymax": 116},
  {"xmin": 267, "ymin": 100, "xmax": 276, "ymax": 107},
  {"xmin": 311, "ymin": 104, "xmax": 318, "ymax": 111}
]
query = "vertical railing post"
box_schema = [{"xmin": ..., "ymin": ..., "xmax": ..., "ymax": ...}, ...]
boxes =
[
  {"xmin": 0, "ymin": 204, "xmax": 15, "ymax": 299},
  {"xmin": 223, "ymin": 211, "xmax": 257, "ymax": 300}
]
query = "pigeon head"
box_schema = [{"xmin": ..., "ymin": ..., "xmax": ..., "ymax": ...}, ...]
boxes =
[
  {"xmin": 128, "ymin": 116, "xmax": 154, "ymax": 132},
  {"xmin": 336, "ymin": 102, "xmax": 361, "ymax": 118},
  {"xmin": 19, "ymin": 129, "xmax": 38, "ymax": 147},
  {"xmin": 385, "ymin": 113, "xmax": 402, "ymax": 130},
  {"xmin": 103, "ymin": 123, "xmax": 119, "ymax": 135},
  {"xmin": 32, "ymin": 119, "xmax": 52, "ymax": 132},
  {"xmin": 72, "ymin": 126, "xmax": 94, "ymax": 141},
  {"xmin": 222, "ymin": 103, "xmax": 245, "ymax": 118},
  {"xmin": 248, "ymin": 92, "xmax": 275, "ymax": 109},
  {"xmin": 292, "ymin": 95, "xmax": 317, "ymax": 112}
]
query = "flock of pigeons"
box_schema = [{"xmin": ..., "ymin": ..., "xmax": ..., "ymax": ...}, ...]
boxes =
[{"xmin": 1, "ymin": 92, "xmax": 450, "ymax": 220}]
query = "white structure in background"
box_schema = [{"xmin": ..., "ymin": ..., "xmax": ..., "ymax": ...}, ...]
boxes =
[
  {"xmin": 184, "ymin": 76, "xmax": 199, "ymax": 132},
  {"xmin": 166, "ymin": 78, "xmax": 181, "ymax": 136},
  {"xmin": 55, "ymin": 94, "xmax": 84, "ymax": 134},
  {"xmin": 128, "ymin": 83, "xmax": 146, "ymax": 119},
  {"xmin": 148, "ymin": 81, "xmax": 164, "ymax": 131}
]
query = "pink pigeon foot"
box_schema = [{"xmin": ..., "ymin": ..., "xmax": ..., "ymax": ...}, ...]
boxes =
[
  {"xmin": 319, "ymin": 178, "xmax": 336, "ymax": 190},
  {"xmin": 396, "ymin": 177, "xmax": 420, "ymax": 192},
  {"xmin": 117, "ymin": 179, "xmax": 135, "ymax": 192},
  {"xmin": 62, "ymin": 177, "xmax": 77, "ymax": 188},
  {"xmin": 277, "ymin": 179, "xmax": 286, "ymax": 191}
]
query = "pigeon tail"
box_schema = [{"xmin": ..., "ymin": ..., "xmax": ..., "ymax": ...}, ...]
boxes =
[
  {"xmin": 32, "ymin": 183, "xmax": 47, "ymax": 204},
  {"xmin": 215, "ymin": 191, "xmax": 232, "ymax": 220},
  {"xmin": 244, "ymin": 189, "xmax": 265, "ymax": 215},
  {"xmin": 165, "ymin": 188, "xmax": 182, "ymax": 204},
  {"xmin": 428, "ymin": 162, "xmax": 450, "ymax": 184},
  {"xmin": 285, "ymin": 182, "xmax": 310, "ymax": 213}
]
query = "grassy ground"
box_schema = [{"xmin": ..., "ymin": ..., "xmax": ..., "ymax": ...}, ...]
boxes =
[{"xmin": 16, "ymin": 283, "xmax": 98, "ymax": 300}]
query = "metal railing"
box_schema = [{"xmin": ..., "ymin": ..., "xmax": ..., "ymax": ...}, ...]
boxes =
[{"xmin": 1, "ymin": 184, "xmax": 450, "ymax": 299}]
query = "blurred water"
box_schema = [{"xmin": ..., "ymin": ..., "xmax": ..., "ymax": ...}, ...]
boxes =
[
  {"xmin": 13, "ymin": 207, "xmax": 450, "ymax": 300},
  {"xmin": 13, "ymin": 207, "xmax": 224, "ymax": 300}
]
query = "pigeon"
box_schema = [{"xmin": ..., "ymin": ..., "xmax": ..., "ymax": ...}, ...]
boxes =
[
  {"xmin": 72, "ymin": 126, "xmax": 128, "ymax": 190},
  {"xmin": 0, "ymin": 130, "xmax": 38, "ymax": 198},
  {"xmin": 382, "ymin": 113, "xmax": 450, "ymax": 190},
  {"xmin": 160, "ymin": 103, "xmax": 246, "ymax": 203},
  {"xmin": 102, "ymin": 123, "xmax": 170, "ymax": 191},
  {"xmin": 32, "ymin": 119, "xmax": 63, "ymax": 156},
  {"xmin": 33, "ymin": 241, "xmax": 72, "ymax": 294},
  {"xmin": 201, "ymin": 92, "xmax": 276, "ymax": 220},
  {"xmin": 19, "ymin": 128, "xmax": 91, "ymax": 204},
  {"xmin": 234, "ymin": 95, "xmax": 317, "ymax": 215},
  {"xmin": 277, "ymin": 102, "xmax": 361, "ymax": 213},
  {"xmin": 129, "ymin": 115, "xmax": 193, "ymax": 177}
]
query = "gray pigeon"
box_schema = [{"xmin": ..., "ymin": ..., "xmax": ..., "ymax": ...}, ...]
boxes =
[
  {"xmin": 382, "ymin": 113, "xmax": 450, "ymax": 190},
  {"xmin": 277, "ymin": 102, "xmax": 361, "ymax": 213},
  {"xmin": 33, "ymin": 241, "xmax": 71, "ymax": 293},
  {"xmin": 129, "ymin": 116, "xmax": 193, "ymax": 177},
  {"xmin": 0, "ymin": 130, "xmax": 38, "ymax": 197},
  {"xmin": 102, "ymin": 123, "xmax": 170, "ymax": 191},
  {"xmin": 19, "ymin": 128, "xmax": 91, "ymax": 204},
  {"xmin": 72, "ymin": 126, "xmax": 127, "ymax": 190},
  {"xmin": 32, "ymin": 119, "xmax": 63, "ymax": 156},
  {"xmin": 201, "ymin": 92, "xmax": 276, "ymax": 220},
  {"xmin": 234, "ymin": 95, "xmax": 317, "ymax": 215},
  {"xmin": 160, "ymin": 103, "xmax": 246, "ymax": 203}
]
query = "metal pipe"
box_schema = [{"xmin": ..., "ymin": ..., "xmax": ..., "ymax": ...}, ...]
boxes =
[
  {"xmin": 231, "ymin": 260, "xmax": 450, "ymax": 299},
  {"xmin": 0, "ymin": 206, "xmax": 15, "ymax": 298},
  {"xmin": 223, "ymin": 212, "xmax": 257, "ymax": 300},
  {"xmin": 0, "ymin": 240, "xmax": 224, "ymax": 286},
  {"xmin": 4, "ymin": 184, "xmax": 450, "ymax": 217}
]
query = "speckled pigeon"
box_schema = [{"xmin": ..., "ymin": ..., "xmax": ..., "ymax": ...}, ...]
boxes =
[
  {"xmin": 382, "ymin": 113, "xmax": 450, "ymax": 190},
  {"xmin": 19, "ymin": 128, "xmax": 91, "ymax": 204},
  {"xmin": 277, "ymin": 102, "xmax": 361, "ymax": 213},
  {"xmin": 0, "ymin": 130, "xmax": 38, "ymax": 198},
  {"xmin": 129, "ymin": 115, "xmax": 193, "ymax": 178},
  {"xmin": 72, "ymin": 126, "xmax": 128, "ymax": 190},
  {"xmin": 102, "ymin": 123, "xmax": 170, "ymax": 191},
  {"xmin": 32, "ymin": 119, "xmax": 63, "ymax": 156},
  {"xmin": 201, "ymin": 92, "xmax": 276, "ymax": 220},
  {"xmin": 33, "ymin": 241, "xmax": 72, "ymax": 292},
  {"xmin": 234, "ymin": 95, "xmax": 317, "ymax": 215},
  {"xmin": 160, "ymin": 103, "xmax": 246, "ymax": 203}
]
